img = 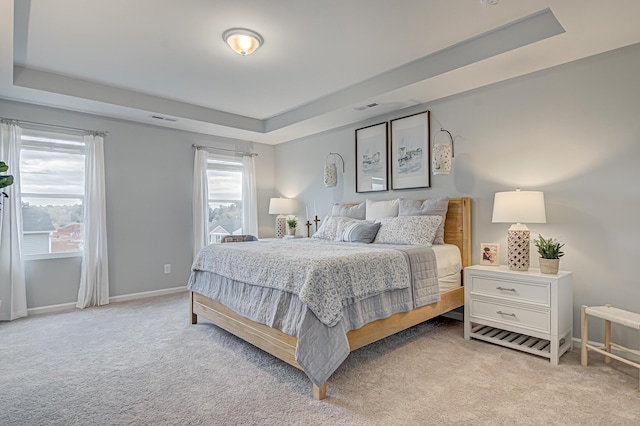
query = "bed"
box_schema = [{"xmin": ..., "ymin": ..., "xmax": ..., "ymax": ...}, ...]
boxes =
[{"xmin": 189, "ymin": 197, "xmax": 471, "ymax": 400}]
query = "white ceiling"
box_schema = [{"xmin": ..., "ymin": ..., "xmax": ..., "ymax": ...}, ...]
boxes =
[{"xmin": 2, "ymin": 0, "xmax": 640, "ymax": 145}]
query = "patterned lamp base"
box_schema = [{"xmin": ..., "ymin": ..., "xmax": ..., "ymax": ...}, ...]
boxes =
[
  {"xmin": 275, "ymin": 215, "xmax": 286, "ymax": 239},
  {"xmin": 508, "ymin": 228, "xmax": 530, "ymax": 270}
]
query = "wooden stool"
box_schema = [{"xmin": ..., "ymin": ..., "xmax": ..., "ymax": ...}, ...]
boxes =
[{"xmin": 581, "ymin": 304, "xmax": 640, "ymax": 390}]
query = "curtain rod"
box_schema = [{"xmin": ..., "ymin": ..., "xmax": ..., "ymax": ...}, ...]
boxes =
[
  {"xmin": 0, "ymin": 116, "xmax": 108, "ymax": 137},
  {"xmin": 192, "ymin": 144, "xmax": 257, "ymax": 157}
]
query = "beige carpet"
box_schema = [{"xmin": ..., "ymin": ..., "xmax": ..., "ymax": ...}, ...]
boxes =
[{"xmin": 1, "ymin": 292, "xmax": 638, "ymax": 425}]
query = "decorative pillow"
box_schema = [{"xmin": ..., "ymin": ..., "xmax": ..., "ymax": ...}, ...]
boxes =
[
  {"xmin": 312, "ymin": 216, "xmax": 371, "ymax": 241},
  {"xmin": 398, "ymin": 197, "xmax": 449, "ymax": 245},
  {"xmin": 311, "ymin": 216, "xmax": 338, "ymax": 240},
  {"xmin": 374, "ymin": 216, "xmax": 442, "ymax": 246},
  {"xmin": 365, "ymin": 199, "xmax": 399, "ymax": 221},
  {"xmin": 340, "ymin": 222, "xmax": 381, "ymax": 244},
  {"xmin": 331, "ymin": 202, "xmax": 366, "ymax": 219}
]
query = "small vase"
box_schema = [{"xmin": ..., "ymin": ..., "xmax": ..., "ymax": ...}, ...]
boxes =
[
  {"xmin": 288, "ymin": 228, "xmax": 296, "ymax": 236},
  {"xmin": 539, "ymin": 258, "xmax": 560, "ymax": 274}
]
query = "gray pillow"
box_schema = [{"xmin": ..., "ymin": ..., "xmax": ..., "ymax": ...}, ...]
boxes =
[
  {"xmin": 331, "ymin": 202, "xmax": 366, "ymax": 219},
  {"xmin": 398, "ymin": 197, "xmax": 449, "ymax": 245},
  {"xmin": 340, "ymin": 222, "xmax": 381, "ymax": 244}
]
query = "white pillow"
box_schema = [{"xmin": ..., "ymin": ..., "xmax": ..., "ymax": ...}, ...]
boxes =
[
  {"xmin": 331, "ymin": 202, "xmax": 366, "ymax": 219},
  {"xmin": 312, "ymin": 216, "xmax": 371, "ymax": 241},
  {"xmin": 365, "ymin": 199, "xmax": 399, "ymax": 221},
  {"xmin": 374, "ymin": 216, "xmax": 442, "ymax": 246}
]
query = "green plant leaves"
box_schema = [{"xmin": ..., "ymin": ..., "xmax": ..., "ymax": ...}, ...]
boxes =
[
  {"xmin": 533, "ymin": 234, "xmax": 565, "ymax": 259},
  {"xmin": 0, "ymin": 175, "xmax": 13, "ymax": 189},
  {"xmin": 0, "ymin": 161, "xmax": 14, "ymax": 190}
]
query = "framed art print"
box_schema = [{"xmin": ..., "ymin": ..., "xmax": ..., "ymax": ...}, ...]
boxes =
[
  {"xmin": 355, "ymin": 122, "xmax": 388, "ymax": 193},
  {"xmin": 480, "ymin": 243, "xmax": 500, "ymax": 266},
  {"xmin": 390, "ymin": 111, "xmax": 430, "ymax": 190}
]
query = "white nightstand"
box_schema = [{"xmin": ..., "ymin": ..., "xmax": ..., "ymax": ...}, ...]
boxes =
[{"xmin": 464, "ymin": 265, "xmax": 573, "ymax": 365}]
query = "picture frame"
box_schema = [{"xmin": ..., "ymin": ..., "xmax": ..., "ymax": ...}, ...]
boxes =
[
  {"xmin": 480, "ymin": 243, "xmax": 500, "ymax": 266},
  {"xmin": 355, "ymin": 122, "xmax": 388, "ymax": 193},
  {"xmin": 390, "ymin": 111, "xmax": 430, "ymax": 190}
]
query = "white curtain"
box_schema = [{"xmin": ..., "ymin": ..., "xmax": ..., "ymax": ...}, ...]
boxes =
[
  {"xmin": 193, "ymin": 149, "xmax": 209, "ymax": 256},
  {"xmin": 76, "ymin": 134, "xmax": 109, "ymax": 309},
  {"xmin": 0, "ymin": 122, "xmax": 27, "ymax": 321},
  {"xmin": 242, "ymin": 155, "xmax": 258, "ymax": 237}
]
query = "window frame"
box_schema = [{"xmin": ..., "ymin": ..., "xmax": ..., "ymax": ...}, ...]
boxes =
[
  {"xmin": 20, "ymin": 129, "xmax": 86, "ymax": 260},
  {"xmin": 206, "ymin": 156, "xmax": 243, "ymax": 244}
]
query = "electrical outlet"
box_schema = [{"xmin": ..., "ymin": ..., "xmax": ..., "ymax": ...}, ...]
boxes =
[{"xmin": 164, "ymin": 264, "xmax": 171, "ymax": 274}]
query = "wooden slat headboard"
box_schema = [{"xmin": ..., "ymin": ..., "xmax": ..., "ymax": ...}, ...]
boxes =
[{"xmin": 443, "ymin": 197, "xmax": 472, "ymax": 268}]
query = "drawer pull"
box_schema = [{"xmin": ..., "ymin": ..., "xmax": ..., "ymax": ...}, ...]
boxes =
[
  {"xmin": 497, "ymin": 311, "xmax": 517, "ymax": 317},
  {"xmin": 496, "ymin": 286, "xmax": 516, "ymax": 292}
]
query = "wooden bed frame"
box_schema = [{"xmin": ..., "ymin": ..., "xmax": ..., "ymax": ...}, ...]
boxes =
[{"xmin": 190, "ymin": 197, "xmax": 471, "ymax": 400}]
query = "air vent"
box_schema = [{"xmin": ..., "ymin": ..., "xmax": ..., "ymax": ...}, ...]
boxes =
[
  {"xmin": 149, "ymin": 115, "xmax": 178, "ymax": 122},
  {"xmin": 353, "ymin": 102, "xmax": 379, "ymax": 111}
]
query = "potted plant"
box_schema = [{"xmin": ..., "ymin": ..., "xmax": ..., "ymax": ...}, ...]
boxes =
[
  {"xmin": 533, "ymin": 234, "xmax": 565, "ymax": 274},
  {"xmin": 286, "ymin": 217, "xmax": 298, "ymax": 236},
  {"xmin": 0, "ymin": 160, "xmax": 14, "ymax": 211}
]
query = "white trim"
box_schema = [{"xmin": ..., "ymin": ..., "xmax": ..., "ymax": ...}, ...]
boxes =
[
  {"xmin": 25, "ymin": 251, "xmax": 82, "ymax": 261},
  {"xmin": 109, "ymin": 286, "xmax": 187, "ymax": 303},
  {"xmin": 27, "ymin": 301, "xmax": 77, "ymax": 315},
  {"xmin": 572, "ymin": 337, "xmax": 640, "ymax": 363},
  {"xmin": 26, "ymin": 286, "xmax": 188, "ymax": 316}
]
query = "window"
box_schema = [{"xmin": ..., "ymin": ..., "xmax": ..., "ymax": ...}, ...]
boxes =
[
  {"xmin": 206, "ymin": 156, "xmax": 243, "ymax": 244},
  {"xmin": 20, "ymin": 129, "xmax": 86, "ymax": 258}
]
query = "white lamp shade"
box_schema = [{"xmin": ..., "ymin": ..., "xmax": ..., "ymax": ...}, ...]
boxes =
[
  {"xmin": 268, "ymin": 198, "xmax": 293, "ymax": 215},
  {"xmin": 324, "ymin": 163, "xmax": 337, "ymax": 187},
  {"xmin": 432, "ymin": 144, "xmax": 452, "ymax": 175},
  {"xmin": 492, "ymin": 190, "xmax": 546, "ymax": 224}
]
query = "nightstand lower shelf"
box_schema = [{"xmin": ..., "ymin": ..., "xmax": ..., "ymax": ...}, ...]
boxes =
[{"xmin": 469, "ymin": 324, "xmax": 568, "ymax": 360}]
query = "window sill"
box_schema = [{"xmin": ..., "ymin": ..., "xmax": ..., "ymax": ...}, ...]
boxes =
[{"xmin": 25, "ymin": 251, "xmax": 82, "ymax": 261}]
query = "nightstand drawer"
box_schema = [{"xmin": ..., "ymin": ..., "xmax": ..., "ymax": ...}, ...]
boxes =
[
  {"xmin": 469, "ymin": 276, "xmax": 550, "ymax": 306},
  {"xmin": 470, "ymin": 299, "xmax": 550, "ymax": 333}
]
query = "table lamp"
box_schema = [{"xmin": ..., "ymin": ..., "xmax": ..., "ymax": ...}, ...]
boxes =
[
  {"xmin": 492, "ymin": 189, "xmax": 546, "ymax": 270},
  {"xmin": 268, "ymin": 198, "xmax": 293, "ymax": 239}
]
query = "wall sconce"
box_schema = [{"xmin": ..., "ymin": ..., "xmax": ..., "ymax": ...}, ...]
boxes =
[
  {"xmin": 222, "ymin": 28, "xmax": 263, "ymax": 56},
  {"xmin": 268, "ymin": 197, "xmax": 293, "ymax": 238},
  {"xmin": 324, "ymin": 152, "xmax": 345, "ymax": 187},
  {"xmin": 432, "ymin": 128, "xmax": 454, "ymax": 175},
  {"xmin": 492, "ymin": 189, "xmax": 546, "ymax": 270}
]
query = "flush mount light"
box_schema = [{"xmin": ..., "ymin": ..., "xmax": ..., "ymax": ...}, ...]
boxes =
[{"xmin": 222, "ymin": 28, "xmax": 263, "ymax": 55}]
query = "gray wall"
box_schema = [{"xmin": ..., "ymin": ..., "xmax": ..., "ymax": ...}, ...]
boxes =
[
  {"xmin": 0, "ymin": 99, "xmax": 275, "ymax": 307},
  {"xmin": 4, "ymin": 41, "xmax": 639, "ymax": 349},
  {"xmin": 274, "ymin": 43, "xmax": 640, "ymax": 348}
]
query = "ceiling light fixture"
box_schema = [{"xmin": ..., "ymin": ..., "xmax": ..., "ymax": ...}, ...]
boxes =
[
  {"xmin": 222, "ymin": 28, "xmax": 263, "ymax": 56},
  {"xmin": 480, "ymin": 0, "xmax": 499, "ymax": 5}
]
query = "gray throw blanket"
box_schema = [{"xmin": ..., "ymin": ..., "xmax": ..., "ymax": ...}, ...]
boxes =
[{"xmin": 192, "ymin": 239, "xmax": 410, "ymax": 327}]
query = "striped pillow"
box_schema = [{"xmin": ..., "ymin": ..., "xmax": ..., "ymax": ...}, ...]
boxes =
[{"xmin": 340, "ymin": 222, "xmax": 381, "ymax": 243}]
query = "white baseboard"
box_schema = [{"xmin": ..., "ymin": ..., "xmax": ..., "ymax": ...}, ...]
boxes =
[
  {"xmin": 109, "ymin": 286, "xmax": 187, "ymax": 303},
  {"xmin": 27, "ymin": 286, "xmax": 188, "ymax": 316},
  {"xmin": 28, "ymin": 302, "xmax": 77, "ymax": 316},
  {"xmin": 572, "ymin": 337, "xmax": 640, "ymax": 363}
]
